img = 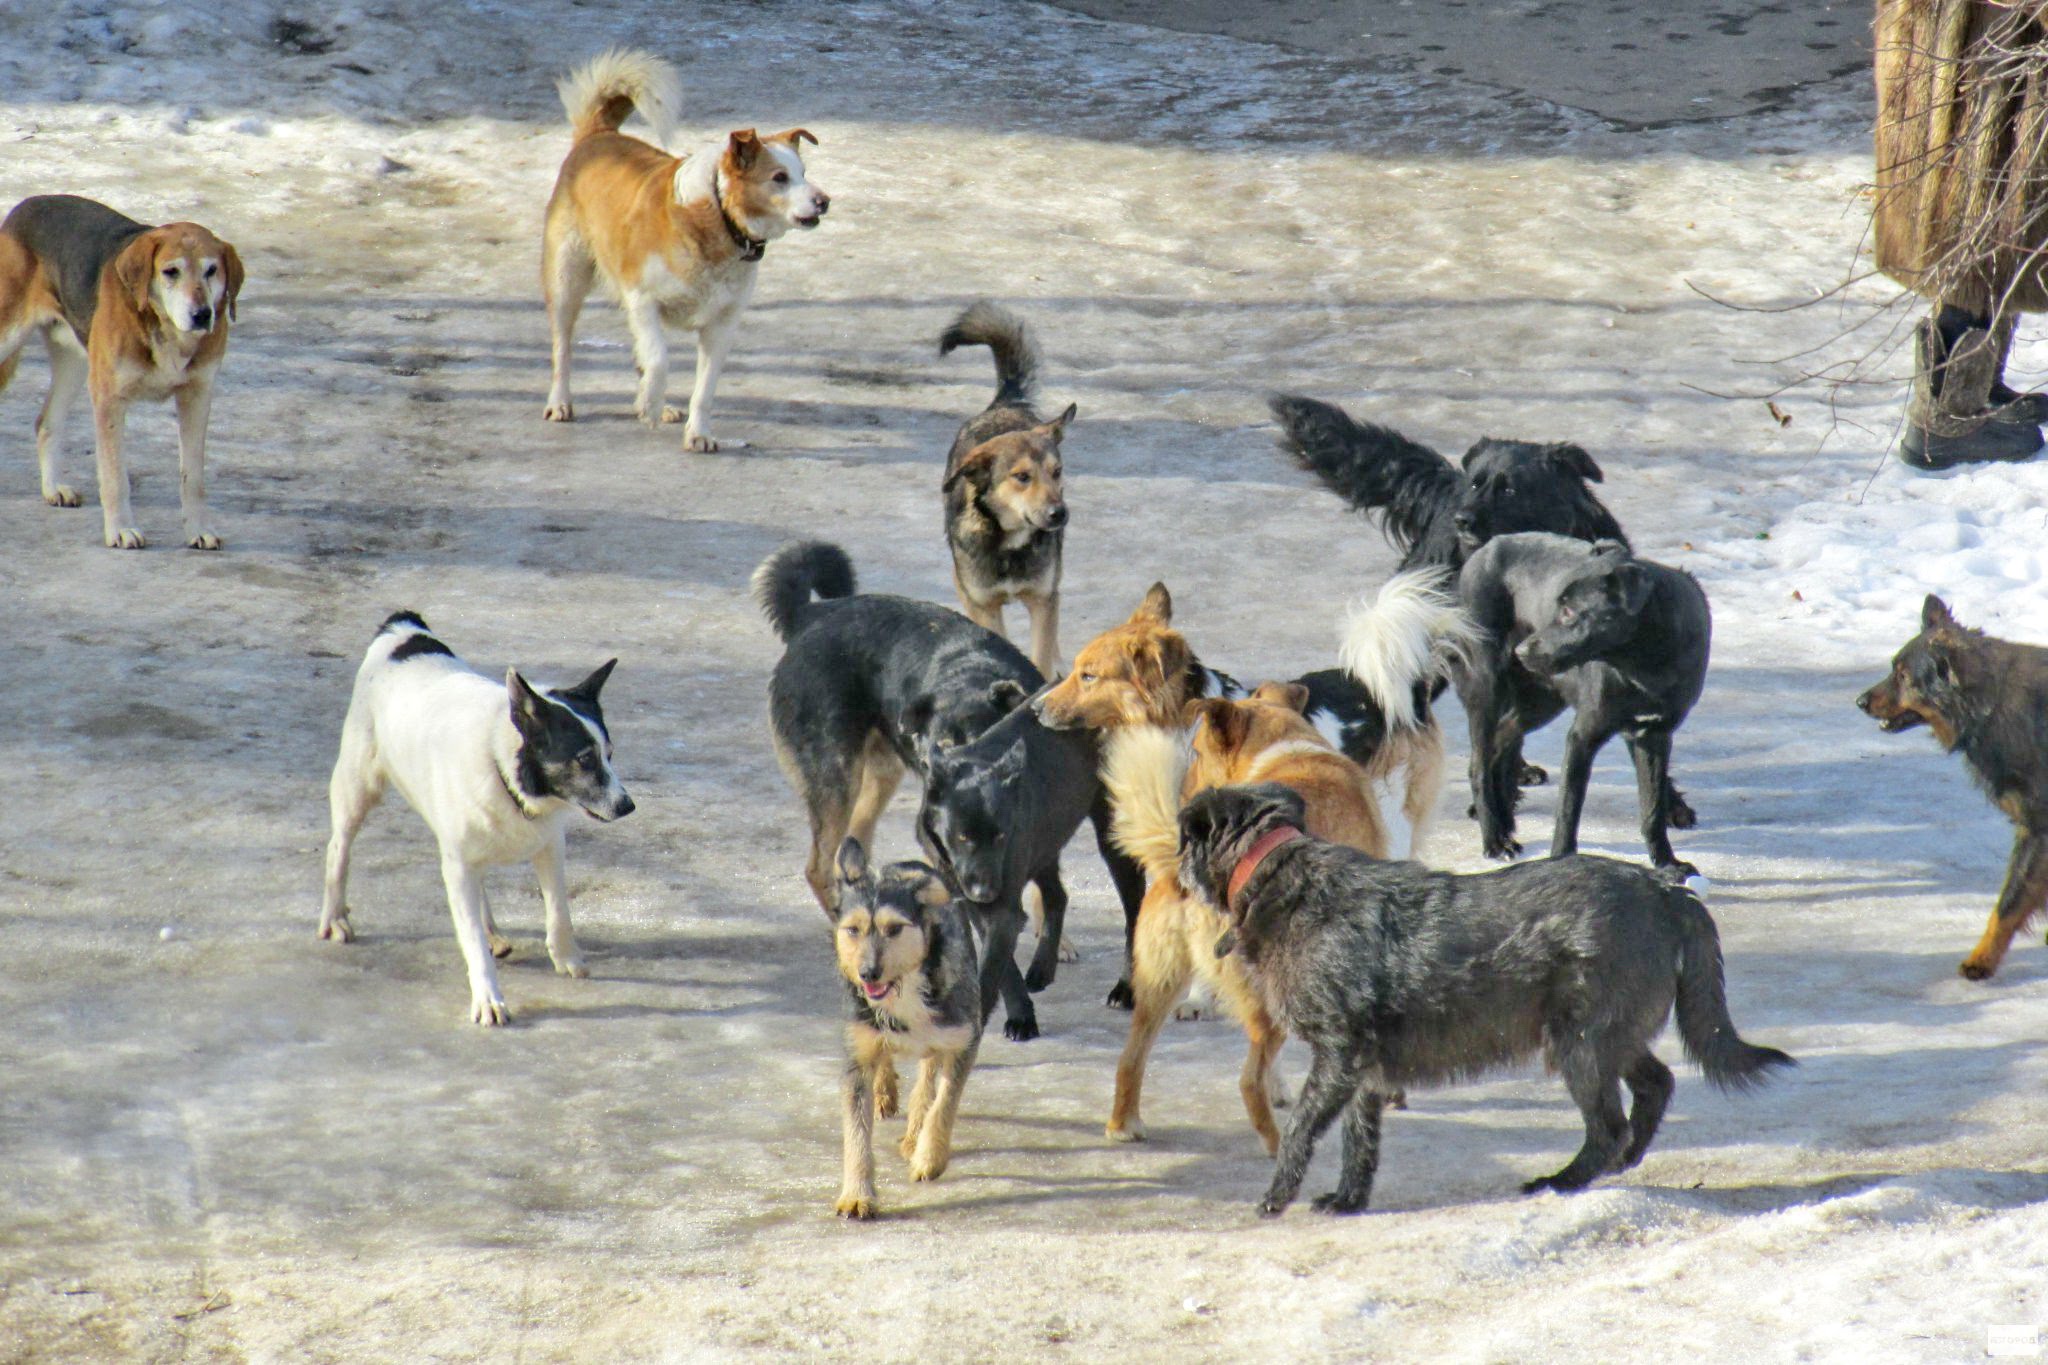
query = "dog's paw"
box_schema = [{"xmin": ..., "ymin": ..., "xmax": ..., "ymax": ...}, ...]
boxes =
[
  {"xmin": 469, "ymin": 994, "xmax": 512, "ymax": 1027},
  {"xmin": 43, "ymin": 485, "xmax": 80, "ymax": 508},
  {"xmin": 1056, "ymin": 937, "xmax": 1080, "ymax": 964},
  {"xmin": 833, "ymin": 1192, "xmax": 878, "ymax": 1220},
  {"xmin": 105, "ymin": 527, "xmax": 146, "ymax": 550},
  {"xmin": 683, "ymin": 427, "xmax": 718, "ymax": 451},
  {"xmin": 186, "ymin": 531, "xmax": 222, "ymax": 551},
  {"xmin": 1024, "ymin": 961, "xmax": 1055, "ymax": 993},
  {"xmin": 1255, "ymin": 1194, "xmax": 1290, "ymax": 1219},
  {"xmin": 1960, "ymin": 957, "xmax": 1997, "ymax": 982},
  {"xmin": 1519, "ymin": 762, "xmax": 1549, "ymax": 787},
  {"xmin": 908, "ymin": 1151, "xmax": 949, "ymax": 1183},
  {"xmin": 1105, "ymin": 979, "xmax": 1135, "ymax": 1011},
  {"xmin": 488, "ymin": 933, "xmax": 515, "ymax": 959},
  {"xmin": 1668, "ymin": 796, "xmax": 1698, "ymax": 830},
  {"xmin": 1310, "ymin": 1192, "xmax": 1369, "ymax": 1215},
  {"xmin": 554, "ymin": 956, "xmax": 589, "ymax": 979},
  {"xmin": 1386, "ymin": 1089, "xmax": 1408, "ymax": 1111},
  {"xmin": 317, "ymin": 912, "xmax": 354, "ymax": 944},
  {"xmin": 1003, "ymin": 1013, "xmax": 1040, "ymax": 1043},
  {"xmin": 1268, "ymin": 1079, "xmax": 1292, "ymax": 1110},
  {"xmin": 1172, "ymin": 1000, "xmax": 1209, "ymax": 1022},
  {"xmin": 1106, "ymin": 1119, "xmax": 1145, "ymax": 1144},
  {"xmin": 1484, "ymin": 836, "xmax": 1523, "ymax": 861},
  {"xmin": 542, "ymin": 401, "xmax": 574, "ymax": 422}
]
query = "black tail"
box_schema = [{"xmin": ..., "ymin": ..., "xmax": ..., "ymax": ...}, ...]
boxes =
[
  {"xmin": 750, "ymin": 541, "xmax": 856, "ymax": 640},
  {"xmin": 940, "ymin": 301, "xmax": 1039, "ymax": 409},
  {"xmin": 378, "ymin": 610, "xmax": 430, "ymax": 635},
  {"xmin": 1269, "ymin": 394, "xmax": 1463, "ymax": 558},
  {"xmin": 1669, "ymin": 886, "xmax": 1795, "ymax": 1093}
]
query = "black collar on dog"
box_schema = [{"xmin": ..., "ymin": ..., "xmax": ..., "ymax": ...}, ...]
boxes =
[
  {"xmin": 494, "ymin": 757, "xmax": 541, "ymax": 820},
  {"xmin": 714, "ymin": 174, "xmax": 766, "ymax": 262}
]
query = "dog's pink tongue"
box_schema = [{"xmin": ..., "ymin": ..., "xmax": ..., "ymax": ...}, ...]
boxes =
[{"xmin": 863, "ymin": 981, "xmax": 890, "ymax": 1000}]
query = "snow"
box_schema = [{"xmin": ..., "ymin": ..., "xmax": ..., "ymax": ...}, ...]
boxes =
[{"xmin": 1, "ymin": 1, "xmax": 2045, "ymax": 1360}]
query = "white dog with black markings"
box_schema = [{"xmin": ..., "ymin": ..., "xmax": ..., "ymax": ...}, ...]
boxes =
[{"xmin": 319, "ymin": 612, "xmax": 634, "ymax": 1025}]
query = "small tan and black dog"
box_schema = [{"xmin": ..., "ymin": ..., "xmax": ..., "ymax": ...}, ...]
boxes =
[
  {"xmin": 831, "ymin": 839, "xmax": 981, "ymax": 1220},
  {"xmin": 1859, "ymin": 595, "xmax": 2048, "ymax": 981},
  {"xmin": 0, "ymin": 195, "xmax": 242, "ymax": 549},
  {"xmin": 939, "ymin": 302, "xmax": 1073, "ymax": 678}
]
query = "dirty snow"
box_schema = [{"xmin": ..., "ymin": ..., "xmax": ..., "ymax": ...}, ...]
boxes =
[{"xmin": 1, "ymin": 1, "xmax": 2045, "ymax": 1361}]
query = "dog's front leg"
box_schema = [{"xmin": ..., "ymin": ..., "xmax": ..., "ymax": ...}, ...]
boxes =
[
  {"xmin": 90, "ymin": 388, "xmax": 144, "ymax": 549},
  {"xmin": 910, "ymin": 1042, "xmax": 978, "ymax": 1183},
  {"xmin": 440, "ymin": 854, "xmax": 509, "ymax": 1025},
  {"xmin": 533, "ymin": 832, "xmax": 587, "ymax": 978},
  {"xmin": 1089, "ymin": 801, "xmax": 1147, "ymax": 1009},
  {"xmin": 174, "ymin": 374, "xmax": 220, "ymax": 549},
  {"xmin": 1023, "ymin": 864, "xmax": 1068, "ymax": 992},
  {"xmin": 1961, "ymin": 830, "xmax": 2048, "ymax": 981},
  {"xmin": 1626, "ymin": 731, "xmax": 1696, "ymax": 879},
  {"xmin": 683, "ymin": 318, "xmax": 738, "ymax": 452},
  {"xmin": 837, "ymin": 1035, "xmax": 882, "ymax": 1218},
  {"xmin": 624, "ymin": 293, "xmax": 679, "ymax": 428},
  {"xmin": 898, "ymin": 1054, "xmax": 936, "ymax": 1159},
  {"xmin": 1550, "ymin": 713, "xmax": 1612, "ymax": 860},
  {"xmin": 35, "ymin": 331, "xmax": 86, "ymax": 508},
  {"xmin": 1259, "ymin": 1044, "xmax": 1365, "ymax": 1217},
  {"xmin": 976, "ymin": 903, "xmax": 1037, "ymax": 1042}
]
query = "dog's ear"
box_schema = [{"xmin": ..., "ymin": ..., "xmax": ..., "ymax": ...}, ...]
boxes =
[
  {"xmin": 112, "ymin": 230, "xmax": 163, "ymax": 318},
  {"xmin": 1131, "ymin": 582, "xmax": 1173, "ymax": 626},
  {"xmin": 1459, "ymin": 438, "xmax": 1497, "ymax": 472},
  {"xmin": 988, "ymin": 679, "xmax": 1030, "ymax": 714},
  {"xmin": 1042, "ymin": 403, "xmax": 1077, "ymax": 438},
  {"xmin": 220, "ymin": 241, "xmax": 245, "ymax": 322},
  {"xmin": 1177, "ymin": 796, "xmax": 1216, "ymax": 855},
  {"xmin": 1187, "ymin": 697, "xmax": 1246, "ymax": 751},
  {"xmin": 1922, "ymin": 594, "xmax": 1958, "ymax": 634},
  {"xmin": 561, "ymin": 658, "xmax": 617, "ymax": 706},
  {"xmin": 837, "ymin": 837, "xmax": 871, "ymax": 891},
  {"xmin": 505, "ymin": 668, "xmax": 549, "ymax": 734},
  {"xmin": 1590, "ymin": 538, "xmax": 1630, "ymax": 560},
  {"xmin": 910, "ymin": 865, "xmax": 951, "ymax": 907},
  {"xmin": 726, "ymin": 128, "xmax": 763, "ymax": 170},
  {"xmin": 1131, "ymin": 634, "xmax": 1185, "ymax": 701},
  {"xmin": 1247, "ymin": 781, "xmax": 1310, "ymax": 829},
  {"xmin": 942, "ymin": 442, "xmax": 998, "ymax": 494},
  {"xmin": 1615, "ymin": 563, "xmax": 1653, "ymax": 615},
  {"xmin": 772, "ymin": 127, "xmax": 818, "ymax": 148},
  {"xmin": 1251, "ymin": 680, "xmax": 1310, "ymax": 713},
  {"xmin": 1547, "ymin": 442, "xmax": 1603, "ymax": 483},
  {"xmin": 899, "ymin": 694, "xmax": 938, "ymax": 764}
]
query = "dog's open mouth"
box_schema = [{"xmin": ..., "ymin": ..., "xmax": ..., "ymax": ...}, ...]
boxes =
[
  {"xmin": 794, "ymin": 214, "xmax": 821, "ymax": 229},
  {"xmin": 862, "ymin": 980, "xmax": 896, "ymax": 1001},
  {"xmin": 1877, "ymin": 713, "xmax": 1924, "ymax": 733}
]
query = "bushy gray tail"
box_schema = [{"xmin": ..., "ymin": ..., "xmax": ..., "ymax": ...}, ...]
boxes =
[
  {"xmin": 751, "ymin": 541, "xmax": 855, "ymax": 640},
  {"xmin": 1269, "ymin": 394, "xmax": 1463, "ymax": 558},
  {"xmin": 1669, "ymin": 886, "xmax": 1795, "ymax": 1092},
  {"xmin": 940, "ymin": 301, "xmax": 1038, "ymax": 408}
]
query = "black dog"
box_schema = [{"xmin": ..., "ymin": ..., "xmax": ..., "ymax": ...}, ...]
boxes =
[
  {"xmin": 1271, "ymin": 394, "xmax": 1627, "ymax": 573},
  {"xmin": 917, "ymin": 690, "xmax": 1145, "ymax": 1041},
  {"xmin": 1456, "ymin": 533, "xmax": 1709, "ymax": 878},
  {"xmin": 756, "ymin": 540, "xmax": 1042, "ymax": 913},
  {"xmin": 1178, "ymin": 784, "xmax": 1792, "ymax": 1216}
]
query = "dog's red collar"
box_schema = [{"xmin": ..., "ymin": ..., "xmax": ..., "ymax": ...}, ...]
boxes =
[{"xmin": 1226, "ymin": 825, "xmax": 1303, "ymax": 911}]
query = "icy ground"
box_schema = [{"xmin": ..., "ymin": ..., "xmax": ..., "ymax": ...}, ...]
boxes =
[{"xmin": 1, "ymin": 1, "xmax": 2045, "ymax": 1360}]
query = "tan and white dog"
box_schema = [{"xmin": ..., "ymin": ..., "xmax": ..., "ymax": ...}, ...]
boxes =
[
  {"xmin": 541, "ymin": 48, "xmax": 830, "ymax": 451},
  {"xmin": 0, "ymin": 195, "xmax": 242, "ymax": 549}
]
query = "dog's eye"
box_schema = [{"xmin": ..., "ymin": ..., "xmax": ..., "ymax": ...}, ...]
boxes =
[
  {"xmin": 1013, "ymin": 471, "xmax": 1030, "ymax": 485},
  {"xmin": 773, "ymin": 171, "xmax": 789, "ymax": 184},
  {"xmin": 1080, "ymin": 672, "xmax": 1097, "ymax": 684},
  {"xmin": 885, "ymin": 923, "xmax": 903, "ymax": 938},
  {"xmin": 161, "ymin": 265, "xmax": 180, "ymax": 280},
  {"xmin": 203, "ymin": 263, "xmax": 218, "ymax": 279},
  {"xmin": 1556, "ymin": 606, "xmax": 1576, "ymax": 624}
]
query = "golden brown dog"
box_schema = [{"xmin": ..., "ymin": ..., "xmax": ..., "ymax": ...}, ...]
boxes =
[
  {"xmin": 542, "ymin": 48, "xmax": 829, "ymax": 452},
  {"xmin": 0, "ymin": 195, "xmax": 242, "ymax": 549},
  {"xmin": 1101, "ymin": 684, "xmax": 1391, "ymax": 1152}
]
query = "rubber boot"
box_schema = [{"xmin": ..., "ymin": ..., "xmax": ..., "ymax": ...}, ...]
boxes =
[{"xmin": 1898, "ymin": 318, "xmax": 2044, "ymax": 470}]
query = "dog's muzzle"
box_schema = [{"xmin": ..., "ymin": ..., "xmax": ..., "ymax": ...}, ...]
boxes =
[
  {"xmin": 190, "ymin": 305, "xmax": 214, "ymax": 331},
  {"xmin": 1041, "ymin": 505, "xmax": 1069, "ymax": 530}
]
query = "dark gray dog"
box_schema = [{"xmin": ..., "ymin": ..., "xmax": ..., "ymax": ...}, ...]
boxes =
[
  {"xmin": 1177, "ymin": 784, "xmax": 1791, "ymax": 1217},
  {"xmin": 1456, "ymin": 533, "xmax": 1710, "ymax": 878}
]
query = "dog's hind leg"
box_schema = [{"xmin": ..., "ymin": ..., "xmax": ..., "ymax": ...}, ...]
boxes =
[
  {"xmin": 1400, "ymin": 722, "xmax": 1447, "ymax": 858},
  {"xmin": 1524, "ymin": 1046, "xmax": 1628, "ymax": 1194},
  {"xmin": 846, "ymin": 735, "xmax": 904, "ymax": 861},
  {"xmin": 477, "ymin": 886, "xmax": 514, "ymax": 960},
  {"xmin": 533, "ymin": 831, "xmax": 587, "ymax": 978},
  {"xmin": 1618, "ymin": 1053, "xmax": 1674, "ymax": 1170},
  {"xmin": 1089, "ymin": 801, "xmax": 1149, "ymax": 1010},
  {"xmin": 1625, "ymin": 730, "xmax": 1696, "ymax": 879},
  {"xmin": 1259, "ymin": 1043, "xmax": 1368, "ymax": 1217},
  {"xmin": 910, "ymin": 1042, "xmax": 978, "ymax": 1183},
  {"xmin": 319, "ymin": 716, "xmax": 385, "ymax": 944},
  {"xmin": 1313, "ymin": 1086, "xmax": 1386, "ymax": 1214},
  {"xmin": 1106, "ymin": 891, "xmax": 1191, "ymax": 1143},
  {"xmin": 35, "ymin": 329, "xmax": 85, "ymax": 509},
  {"xmin": 1023, "ymin": 863, "xmax": 1068, "ymax": 992},
  {"xmin": 1238, "ymin": 999, "xmax": 1288, "ymax": 1156},
  {"xmin": 624, "ymin": 292, "xmax": 679, "ymax": 428},
  {"xmin": 441, "ymin": 854, "xmax": 509, "ymax": 1026},
  {"xmin": 837, "ymin": 1032, "xmax": 883, "ymax": 1218},
  {"xmin": 801, "ymin": 783, "xmax": 854, "ymax": 916},
  {"xmin": 542, "ymin": 223, "xmax": 594, "ymax": 422},
  {"xmin": 1961, "ymin": 830, "xmax": 2048, "ymax": 980}
]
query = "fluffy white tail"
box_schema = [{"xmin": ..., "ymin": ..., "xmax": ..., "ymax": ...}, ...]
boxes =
[
  {"xmin": 1102, "ymin": 726, "xmax": 1191, "ymax": 882},
  {"xmin": 557, "ymin": 48, "xmax": 680, "ymax": 145},
  {"xmin": 1336, "ymin": 568, "xmax": 1479, "ymax": 730}
]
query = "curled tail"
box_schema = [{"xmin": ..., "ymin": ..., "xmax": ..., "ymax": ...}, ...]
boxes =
[
  {"xmin": 557, "ymin": 48, "xmax": 680, "ymax": 144},
  {"xmin": 1670, "ymin": 886, "xmax": 1795, "ymax": 1092},
  {"xmin": 1269, "ymin": 394, "xmax": 1462, "ymax": 558},
  {"xmin": 751, "ymin": 541, "xmax": 856, "ymax": 640},
  {"xmin": 1102, "ymin": 726, "xmax": 1191, "ymax": 884},
  {"xmin": 1336, "ymin": 568, "xmax": 1480, "ymax": 731},
  {"xmin": 940, "ymin": 301, "xmax": 1039, "ymax": 408}
]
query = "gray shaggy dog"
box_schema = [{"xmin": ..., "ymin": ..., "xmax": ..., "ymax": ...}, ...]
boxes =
[{"xmin": 1177, "ymin": 784, "xmax": 1792, "ymax": 1217}]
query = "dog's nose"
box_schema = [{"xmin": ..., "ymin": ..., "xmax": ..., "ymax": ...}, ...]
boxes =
[
  {"xmin": 1045, "ymin": 505, "xmax": 1068, "ymax": 529},
  {"xmin": 614, "ymin": 793, "xmax": 637, "ymax": 817},
  {"xmin": 1854, "ymin": 687, "xmax": 1875, "ymax": 714},
  {"xmin": 860, "ymin": 966, "xmax": 882, "ymax": 982},
  {"xmin": 814, "ymin": 192, "xmax": 830, "ymax": 214},
  {"xmin": 1453, "ymin": 510, "xmax": 1477, "ymax": 532},
  {"xmin": 191, "ymin": 305, "xmax": 213, "ymax": 330}
]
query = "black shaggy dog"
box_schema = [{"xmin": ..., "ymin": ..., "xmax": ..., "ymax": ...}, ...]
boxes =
[
  {"xmin": 1270, "ymin": 394, "xmax": 1627, "ymax": 573},
  {"xmin": 1858, "ymin": 595, "xmax": 2048, "ymax": 982},
  {"xmin": 1178, "ymin": 784, "xmax": 1792, "ymax": 1217},
  {"xmin": 1457, "ymin": 533, "xmax": 1710, "ymax": 879}
]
